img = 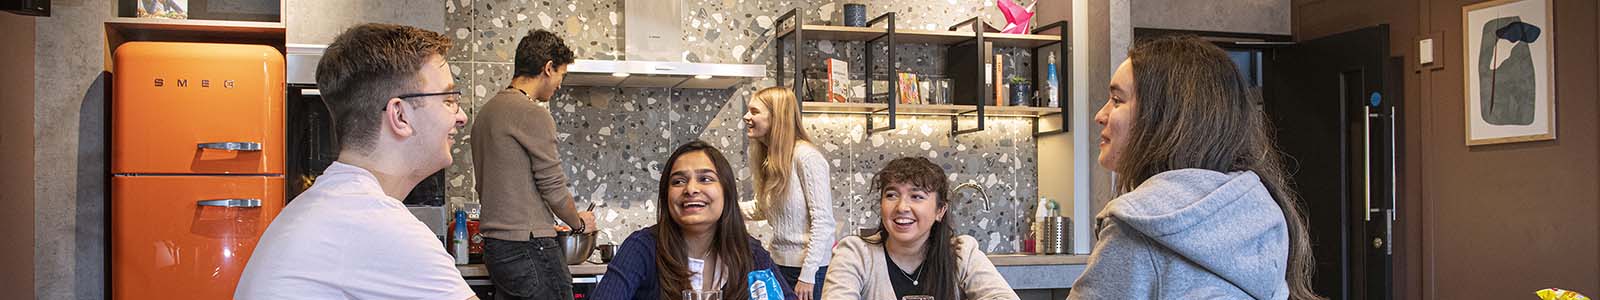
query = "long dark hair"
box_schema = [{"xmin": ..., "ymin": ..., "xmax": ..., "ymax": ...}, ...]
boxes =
[
  {"xmin": 1119, "ymin": 35, "xmax": 1321, "ymax": 300},
  {"xmin": 654, "ymin": 141, "xmax": 756, "ymax": 300},
  {"xmin": 866, "ymin": 157, "xmax": 958, "ymax": 300}
]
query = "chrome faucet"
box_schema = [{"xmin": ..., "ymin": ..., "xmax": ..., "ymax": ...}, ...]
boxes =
[{"xmin": 952, "ymin": 180, "xmax": 991, "ymax": 210}]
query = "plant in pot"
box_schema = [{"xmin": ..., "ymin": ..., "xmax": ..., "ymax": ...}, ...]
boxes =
[{"xmin": 1008, "ymin": 76, "xmax": 1033, "ymax": 106}]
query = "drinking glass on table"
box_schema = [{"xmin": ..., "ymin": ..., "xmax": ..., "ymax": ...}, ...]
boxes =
[{"xmin": 683, "ymin": 289, "xmax": 721, "ymax": 300}]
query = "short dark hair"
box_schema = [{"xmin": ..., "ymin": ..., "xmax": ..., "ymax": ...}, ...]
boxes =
[
  {"xmin": 315, "ymin": 23, "xmax": 452, "ymax": 153},
  {"xmin": 871, "ymin": 157, "xmax": 950, "ymax": 203},
  {"xmin": 513, "ymin": 29, "xmax": 575, "ymax": 78}
]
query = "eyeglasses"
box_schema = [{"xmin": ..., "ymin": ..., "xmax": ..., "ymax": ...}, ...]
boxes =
[{"xmin": 389, "ymin": 90, "xmax": 463, "ymax": 114}]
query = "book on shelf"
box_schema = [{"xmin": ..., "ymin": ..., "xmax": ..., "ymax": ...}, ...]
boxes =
[
  {"xmin": 826, "ymin": 58, "xmax": 849, "ymax": 103},
  {"xmin": 896, "ymin": 73, "xmax": 908, "ymax": 104},
  {"xmin": 994, "ymin": 54, "xmax": 1006, "ymax": 106},
  {"xmin": 918, "ymin": 73, "xmax": 925, "ymax": 104},
  {"xmin": 897, "ymin": 73, "xmax": 924, "ymax": 104}
]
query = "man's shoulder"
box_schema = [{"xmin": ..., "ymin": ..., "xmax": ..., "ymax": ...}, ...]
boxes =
[
  {"xmin": 477, "ymin": 93, "xmax": 553, "ymax": 131},
  {"xmin": 255, "ymin": 192, "xmax": 442, "ymax": 270},
  {"xmin": 483, "ymin": 91, "xmax": 548, "ymax": 112},
  {"xmin": 277, "ymin": 190, "xmax": 419, "ymax": 239},
  {"xmin": 484, "ymin": 89, "xmax": 523, "ymax": 103},
  {"xmin": 287, "ymin": 185, "xmax": 398, "ymax": 214}
]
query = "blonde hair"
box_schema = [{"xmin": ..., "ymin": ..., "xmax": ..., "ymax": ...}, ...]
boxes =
[{"xmin": 749, "ymin": 87, "xmax": 813, "ymax": 211}]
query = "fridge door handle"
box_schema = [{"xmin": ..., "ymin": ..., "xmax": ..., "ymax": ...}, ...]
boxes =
[
  {"xmin": 196, "ymin": 198, "xmax": 263, "ymax": 208},
  {"xmin": 197, "ymin": 142, "xmax": 263, "ymax": 151}
]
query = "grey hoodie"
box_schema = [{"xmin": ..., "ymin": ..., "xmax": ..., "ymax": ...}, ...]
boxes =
[{"xmin": 1068, "ymin": 169, "xmax": 1289, "ymax": 300}]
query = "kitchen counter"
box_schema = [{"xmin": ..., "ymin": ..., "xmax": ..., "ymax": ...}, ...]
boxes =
[
  {"xmin": 458, "ymin": 255, "xmax": 1087, "ymax": 289},
  {"xmin": 987, "ymin": 253, "xmax": 1089, "ymax": 266},
  {"xmin": 457, "ymin": 263, "xmax": 608, "ymax": 278},
  {"xmin": 985, "ymin": 254, "xmax": 1089, "ymax": 290}
]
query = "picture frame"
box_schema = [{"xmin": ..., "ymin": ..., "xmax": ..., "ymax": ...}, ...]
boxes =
[{"xmin": 1462, "ymin": 0, "xmax": 1556, "ymax": 146}]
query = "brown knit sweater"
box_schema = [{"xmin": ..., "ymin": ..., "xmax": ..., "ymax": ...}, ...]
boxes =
[{"xmin": 471, "ymin": 89, "xmax": 581, "ymax": 241}]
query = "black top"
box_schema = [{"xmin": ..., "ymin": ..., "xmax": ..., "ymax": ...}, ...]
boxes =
[
  {"xmin": 884, "ymin": 250, "xmax": 925, "ymax": 299},
  {"xmin": 589, "ymin": 226, "xmax": 798, "ymax": 300}
]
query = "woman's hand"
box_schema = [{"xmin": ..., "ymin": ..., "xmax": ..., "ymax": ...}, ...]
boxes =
[{"xmin": 794, "ymin": 282, "xmax": 814, "ymax": 300}]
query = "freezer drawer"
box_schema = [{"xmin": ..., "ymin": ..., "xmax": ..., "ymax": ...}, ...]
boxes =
[
  {"xmin": 112, "ymin": 175, "xmax": 284, "ymax": 300},
  {"xmin": 112, "ymin": 42, "xmax": 285, "ymax": 175}
]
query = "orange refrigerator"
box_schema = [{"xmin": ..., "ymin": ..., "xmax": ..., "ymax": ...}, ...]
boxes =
[{"xmin": 111, "ymin": 42, "xmax": 286, "ymax": 299}]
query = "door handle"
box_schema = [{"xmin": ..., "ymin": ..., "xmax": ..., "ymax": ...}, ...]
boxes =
[
  {"xmin": 198, "ymin": 142, "xmax": 262, "ymax": 151},
  {"xmin": 196, "ymin": 199, "xmax": 262, "ymax": 208},
  {"xmin": 1387, "ymin": 106, "xmax": 1398, "ymax": 256},
  {"xmin": 1389, "ymin": 106, "xmax": 1398, "ymax": 222},
  {"xmin": 1365, "ymin": 109, "xmax": 1375, "ymax": 222},
  {"xmin": 1385, "ymin": 209, "xmax": 1394, "ymax": 255}
]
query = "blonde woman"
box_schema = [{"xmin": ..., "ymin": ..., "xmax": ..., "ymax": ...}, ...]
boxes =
[{"xmin": 741, "ymin": 87, "xmax": 835, "ymax": 300}]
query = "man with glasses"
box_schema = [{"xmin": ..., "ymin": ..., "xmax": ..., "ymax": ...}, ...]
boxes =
[
  {"xmin": 471, "ymin": 29, "xmax": 595, "ymax": 300},
  {"xmin": 235, "ymin": 23, "xmax": 475, "ymax": 299}
]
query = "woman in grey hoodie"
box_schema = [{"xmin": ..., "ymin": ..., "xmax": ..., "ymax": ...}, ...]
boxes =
[{"xmin": 1069, "ymin": 36, "xmax": 1322, "ymax": 300}]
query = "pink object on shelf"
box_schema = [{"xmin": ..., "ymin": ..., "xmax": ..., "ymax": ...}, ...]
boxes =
[{"xmin": 997, "ymin": 0, "xmax": 1035, "ymax": 34}]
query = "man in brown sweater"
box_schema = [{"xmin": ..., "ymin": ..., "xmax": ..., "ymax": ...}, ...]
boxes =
[{"xmin": 470, "ymin": 29, "xmax": 595, "ymax": 300}]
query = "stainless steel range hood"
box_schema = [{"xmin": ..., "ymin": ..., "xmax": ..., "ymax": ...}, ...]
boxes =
[
  {"xmin": 561, "ymin": 0, "xmax": 765, "ymax": 89},
  {"xmin": 564, "ymin": 59, "xmax": 765, "ymax": 89},
  {"xmin": 286, "ymin": 43, "xmax": 324, "ymax": 85}
]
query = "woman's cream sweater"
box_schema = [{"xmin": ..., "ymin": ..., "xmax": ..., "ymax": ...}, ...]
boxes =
[{"xmin": 822, "ymin": 234, "xmax": 1020, "ymax": 300}]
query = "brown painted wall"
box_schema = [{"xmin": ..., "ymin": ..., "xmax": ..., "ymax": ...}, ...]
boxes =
[
  {"xmin": 1294, "ymin": 0, "xmax": 1600, "ymax": 299},
  {"xmin": 0, "ymin": 12, "xmax": 36, "ymax": 300}
]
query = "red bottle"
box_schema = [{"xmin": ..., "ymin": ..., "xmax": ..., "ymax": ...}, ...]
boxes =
[{"xmin": 467, "ymin": 204, "xmax": 483, "ymax": 263}]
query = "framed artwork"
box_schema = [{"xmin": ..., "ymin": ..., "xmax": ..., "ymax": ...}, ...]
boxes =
[{"xmin": 1463, "ymin": 0, "xmax": 1556, "ymax": 146}]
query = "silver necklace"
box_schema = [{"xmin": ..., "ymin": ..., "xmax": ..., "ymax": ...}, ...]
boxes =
[{"xmin": 895, "ymin": 263, "xmax": 921, "ymax": 286}]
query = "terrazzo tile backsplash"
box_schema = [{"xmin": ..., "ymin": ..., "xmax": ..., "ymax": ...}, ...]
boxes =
[{"xmin": 445, "ymin": 0, "xmax": 1049, "ymax": 253}]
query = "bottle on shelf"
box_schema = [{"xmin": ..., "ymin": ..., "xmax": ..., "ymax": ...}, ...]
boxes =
[{"xmin": 1046, "ymin": 52, "xmax": 1060, "ymax": 108}]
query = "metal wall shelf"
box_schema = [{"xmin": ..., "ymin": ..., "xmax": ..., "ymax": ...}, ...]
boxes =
[
  {"xmin": 777, "ymin": 24, "xmax": 1061, "ymax": 48},
  {"xmin": 772, "ymin": 8, "xmax": 1069, "ymax": 136},
  {"xmin": 802, "ymin": 102, "xmax": 1063, "ymax": 118}
]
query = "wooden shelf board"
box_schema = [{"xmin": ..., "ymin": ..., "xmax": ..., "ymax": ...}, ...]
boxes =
[
  {"xmin": 780, "ymin": 25, "xmax": 1062, "ymax": 48},
  {"xmin": 104, "ymin": 18, "xmax": 287, "ymax": 61},
  {"xmin": 107, "ymin": 17, "xmax": 285, "ymax": 33},
  {"xmin": 801, "ymin": 101, "xmax": 1062, "ymax": 118}
]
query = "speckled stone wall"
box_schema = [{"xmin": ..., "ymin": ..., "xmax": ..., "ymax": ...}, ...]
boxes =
[
  {"xmin": 445, "ymin": 0, "xmax": 1045, "ymax": 253},
  {"xmin": 1131, "ymin": 0, "xmax": 1289, "ymax": 35}
]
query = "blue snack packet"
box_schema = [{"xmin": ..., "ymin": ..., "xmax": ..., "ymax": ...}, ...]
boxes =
[{"xmin": 746, "ymin": 269, "xmax": 784, "ymax": 300}]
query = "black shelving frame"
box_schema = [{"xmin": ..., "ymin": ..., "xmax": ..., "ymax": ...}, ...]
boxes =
[
  {"xmin": 948, "ymin": 17, "xmax": 987, "ymax": 136},
  {"xmin": 775, "ymin": 9, "xmax": 902, "ymax": 133},
  {"xmin": 864, "ymin": 12, "xmax": 898, "ymax": 133},
  {"xmin": 1031, "ymin": 21, "xmax": 1069, "ymax": 137},
  {"xmin": 772, "ymin": 8, "xmax": 1071, "ymax": 136}
]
